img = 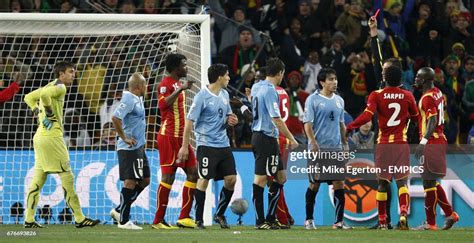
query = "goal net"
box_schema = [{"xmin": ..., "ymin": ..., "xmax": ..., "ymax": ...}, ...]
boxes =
[{"xmin": 0, "ymin": 13, "xmax": 211, "ymax": 225}]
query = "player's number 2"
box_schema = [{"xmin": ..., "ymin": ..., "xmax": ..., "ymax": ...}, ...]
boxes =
[{"xmin": 387, "ymin": 103, "xmax": 401, "ymax": 127}]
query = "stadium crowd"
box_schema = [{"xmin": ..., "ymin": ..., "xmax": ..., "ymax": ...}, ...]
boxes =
[{"xmin": 0, "ymin": 0, "xmax": 473, "ymax": 148}]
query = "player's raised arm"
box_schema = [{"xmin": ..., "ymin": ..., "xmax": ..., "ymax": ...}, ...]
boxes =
[
  {"xmin": 369, "ymin": 13, "xmax": 384, "ymax": 87},
  {"xmin": 0, "ymin": 73, "xmax": 25, "ymax": 103}
]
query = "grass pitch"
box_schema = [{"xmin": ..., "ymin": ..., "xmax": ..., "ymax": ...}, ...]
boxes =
[{"xmin": 0, "ymin": 224, "xmax": 473, "ymax": 243}]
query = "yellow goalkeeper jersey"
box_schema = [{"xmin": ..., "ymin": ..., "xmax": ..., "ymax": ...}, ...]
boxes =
[{"xmin": 24, "ymin": 79, "xmax": 67, "ymax": 137}]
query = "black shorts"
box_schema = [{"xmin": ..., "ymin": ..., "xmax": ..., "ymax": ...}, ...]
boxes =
[
  {"xmin": 251, "ymin": 132, "xmax": 283, "ymax": 176},
  {"xmin": 197, "ymin": 146, "xmax": 236, "ymax": 180},
  {"xmin": 308, "ymin": 150, "xmax": 347, "ymax": 183},
  {"xmin": 118, "ymin": 146, "xmax": 150, "ymax": 181}
]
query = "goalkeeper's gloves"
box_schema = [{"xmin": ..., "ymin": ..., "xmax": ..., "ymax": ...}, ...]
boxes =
[{"xmin": 42, "ymin": 111, "xmax": 57, "ymax": 130}]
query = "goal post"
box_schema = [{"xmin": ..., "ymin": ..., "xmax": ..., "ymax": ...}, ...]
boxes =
[{"xmin": 0, "ymin": 13, "xmax": 213, "ymax": 225}]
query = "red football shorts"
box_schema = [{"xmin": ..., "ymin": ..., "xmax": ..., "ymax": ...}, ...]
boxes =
[
  {"xmin": 423, "ymin": 137, "xmax": 447, "ymax": 177},
  {"xmin": 375, "ymin": 143, "xmax": 410, "ymax": 181},
  {"xmin": 157, "ymin": 134, "xmax": 197, "ymax": 174}
]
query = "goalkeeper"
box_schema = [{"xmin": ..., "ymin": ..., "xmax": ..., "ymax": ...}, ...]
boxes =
[{"xmin": 23, "ymin": 61, "xmax": 100, "ymax": 228}]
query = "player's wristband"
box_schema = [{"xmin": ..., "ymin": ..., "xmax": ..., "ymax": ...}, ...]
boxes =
[
  {"xmin": 420, "ymin": 138, "xmax": 428, "ymax": 145},
  {"xmin": 240, "ymin": 105, "xmax": 249, "ymax": 114}
]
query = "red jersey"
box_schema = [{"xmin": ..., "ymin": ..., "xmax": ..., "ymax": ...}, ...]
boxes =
[
  {"xmin": 276, "ymin": 87, "xmax": 290, "ymax": 141},
  {"xmin": 365, "ymin": 87, "xmax": 418, "ymax": 144},
  {"xmin": 418, "ymin": 87, "xmax": 446, "ymax": 141},
  {"xmin": 157, "ymin": 76, "xmax": 186, "ymax": 138}
]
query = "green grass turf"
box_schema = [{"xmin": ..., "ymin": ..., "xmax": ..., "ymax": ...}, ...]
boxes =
[{"xmin": 0, "ymin": 225, "xmax": 473, "ymax": 243}]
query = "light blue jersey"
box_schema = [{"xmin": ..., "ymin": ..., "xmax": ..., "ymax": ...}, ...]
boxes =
[
  {"xmin": 113, "ymin": 91, "xmax": 146, "ymax": 150},
  {"xmin": 251, "ymin": 80, "xmax": 281, "ymax": 138},
  {"xmin": 187, "ymin": 87, "xmax": 232, "ymax": 148},
  {"xmin": 303, "ymin": 90, "xmax": 345, "ymax": 149}
]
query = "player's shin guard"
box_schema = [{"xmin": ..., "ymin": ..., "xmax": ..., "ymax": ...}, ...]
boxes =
[
  {"xmin": 179, "ymin": 181, "xmax": 196, "ymax": 219},
  {"xmin": 194, "ymin": 189, "xmax": 206, "ymax": 222},
  {"xmin": 253, "ymin": 184, "xmax": 265, "ymax": 225},
  {"xmin": 436, "ymin": 183, "xmax": 453, "ymax": 216},
  {"xmin": 398, "ymin": 186, "xmax": 409, "ymax": 216},
  {"xmin": 59, "ymin": 171, "xmax": 85, "ymax": 223},
  {"xmin": 25, "ymin": 169, "xmax": 47, "ymax": 223},
  {"xmin": 334, "ymin": 189, "xmax": 345, "ymax": 223},
  {"xmin": 376, "ymin": 191, "xmax": 388, "ymax": 224},
  {"xmin": 266, "ymin": 182, "xmax": 282, "ymax": 222},
  {"xmin": 425, "ymin": 187, "xmax": 437, "ymax": 225},
  {"xmin": 276, "ymin": 188, "xmax": 289, "ymax": 225},
  {"xmin": 305, "ymin": 187, "xmax": 317, "ymax": 220},
  {"xmin": 216, "ymin": 187, "xmax": 234, "ymax": 217},
  {"xmin": 153, "ymin": 182, "xmax": 171, "ymax": 224},
  {"xmin": 118, "ymin": 187, "xmax": 135, "ymax": 225}
]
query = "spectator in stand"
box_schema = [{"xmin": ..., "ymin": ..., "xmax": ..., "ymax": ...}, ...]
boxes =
[
  {"xmin": 100, "ymin": 83, "xmax": 122, "ymax": 131},
  {"xmin": 238, "ymin": 64, "xmax": 256, "ymax": 95},
  {"xmin": 279, "ymin": 17, "xmax": 309, "ymax": 74},
  {"xmin": 452, "ymin": 43, "xmax": 466, "ymax": 62},
  {"xmin": 94, "ymin": 122, "xmax": 117, "ymax": 149},
  {"xmin": 10, "ymin": 0, "xmax": 22, "ymax": 12},
  {"xmin": 443, "ymin": 54, "xmax": 465, "ymax": 101},
  {"xmin": 120, "ymin": 0, "xmax": 136, "ymax": 14},
  {"xmin": 374, "ymin": 0, "xmax": 416, "ymax": 59},
  {"xmin": 251, "ymin": 0, "xmax": 289, "ymax": 47},
  {"xmin": 60, "ymin": 0, "xmax": 77, "ymax": 13},
  {"xmin": 286, "ymin": 71, "xmax": 308, "ymax": 144},
  {"xmin": 321, "ymin": 31, "xmax": 347, "ymax": 77},
  {"xmin": 335, "ymin": 0, "xmax": 368, "ymax": 52},
  {"xmin": 156, "ymin": 0, "xmax": 181, "ymax": 14},
  {"xmin": 434, "ymin": 67, "xmax": 459, "ymax": 144},
  {"xmin": 350, "ymin": 120, "xmax": 374, "ymax": 149},
  {"xmin": 444, "ymin": 11, "xmax": 473, "ymax": 57},
  {"xmin": 0, "ymin": 73, "xmax": 25, "ymax": 104},
  {"xmin": 64, "ymin": 108, "xmax": 92, "ymax": 148},
  {"xmin": 303, "ymin": 49, "xmax": 322, "ymax": 94},
  {"xmin": 103, "ymin": 0, "xmax": 119, "ymax": 12},
  {"xmin": 296, "ymin": 0, "xmax": 325, "ymax": 51},
  {"xmin": 462, "ymin": 77, "xmax": 474, "ymax": 124},
  {"xmin": 137, "ymin": 0, "xmax": 158, "ymax": 14},
  {"xmin": 406, "ymin": 1, "xmax": 442, "ymax": 67},
  {"xmin": 462, "ymin": 55, "xmax": 474, "ymax": 81},
  {"xmin": 209, "ymin": 1, "xmax": 261, "ymax": 53},
  {"xmin": 340, "ymin": 51, "xmax": 376, "ymax": 118},
  {"xmin": 220, "ymin": 26, "xmax": 266, "ymax": 86},
  {"xmin": 76, "ymin": 47, "xmax": 107, "ymax": 142}
]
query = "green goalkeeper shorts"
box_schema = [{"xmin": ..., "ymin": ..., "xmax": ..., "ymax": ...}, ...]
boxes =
[{"xmin": 33, "ymin": 134, "xmax": 71, "ymax": 173}]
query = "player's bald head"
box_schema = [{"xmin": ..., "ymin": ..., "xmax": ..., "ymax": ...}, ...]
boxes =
[
  {"xmin": 416, "ymin": 67, "xmax": 435, "ymax": 81},
  {"xmin": 128, "ymin": 72, "xmax": 146, "ymax": 89}
]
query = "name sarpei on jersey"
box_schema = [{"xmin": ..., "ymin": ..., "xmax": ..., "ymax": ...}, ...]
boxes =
[{"xmin": 383, "ymin": 93, "xmax": 405, "ymax": 99}]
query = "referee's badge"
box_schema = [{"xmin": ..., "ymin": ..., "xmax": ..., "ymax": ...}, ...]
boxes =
[{"xmin": 160, "ymin": 87, "xmax": 167, "ymax": 94}]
